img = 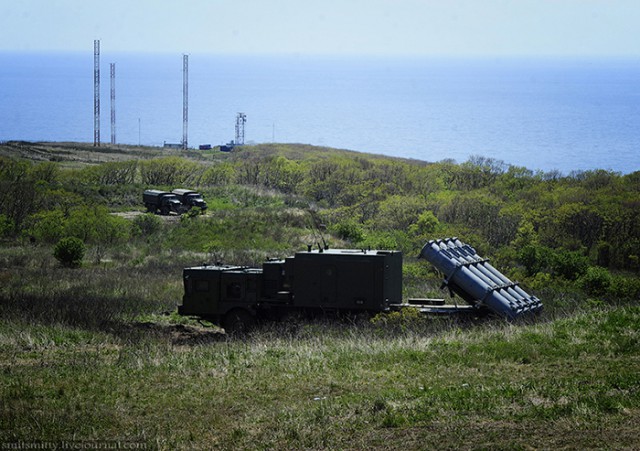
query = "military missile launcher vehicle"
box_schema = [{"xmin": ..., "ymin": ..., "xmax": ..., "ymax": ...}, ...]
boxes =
[
  {"xmin": 179, "ymin": 238, "xmax": 543, "ymax": 333},
  {"xmin": 172, "ymin": 189, "xmax": 207, "ymax": 211},
  {"xmin": 419, "ymin": 238, "xmax": 543, "ymax": 319},
  {"xmin": 143, "ymin": 190, "xmax": 183, "ymax": 215}
]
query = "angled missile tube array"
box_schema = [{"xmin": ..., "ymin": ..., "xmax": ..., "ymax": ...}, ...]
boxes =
[{"xmin": 419, "ymin": 238, "xmax": 543, "ymax": 319}]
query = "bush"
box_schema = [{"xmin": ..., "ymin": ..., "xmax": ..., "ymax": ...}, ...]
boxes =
[
  {"xmin": 132, "ymin": 213, "xmax": 162, "ymax": 236},
  {"xmin": 139, "ymin": 157, "xmax": 202, "ymax": 186},
  {"xmin": 332, "ymin": 220, "xmax": 364, "ymax": 243},
  {"xmin": 518, "ymin": 244, "xmax": 553, "ymax": 276},
  {"xmin": 53, "ymin": 237, "xmax": 86, "ymax": 268},
  {"xmin": 180, "ymin": 208, "xmax": 204, "ymax": 221},
  {"xmin": 409, "ymin": 210, "xmax": 440, "ymax": 236},
  {"xmin": 518, "ymin": 245, "xmax": 589, "ymax": 280},
  {"xmin": 377, "ymin": 195, "xmax": 426, "ymax": 231},
  {"xmin": 608, "ymin": 275, "xmax": 640, "ymax": 300},
  {"xmin": 0, "ymin": 214, "xmax": 12, "ymax": 237},
  {"xmin": 26, "ymin": 209, "xmax": 66, "ymax": 243},
  {"xmin": 578, "ymin": 266, "xmax": 612, "ymax": 296},
  {"xmin": 359, "ymin": 231, "xmax": 399, "ymax": 251},
  {"xmin": 64, "ymin": 206, "xmax": 131, "ymax": 244},
  {"xmin": 552, "ymin": 249, "xmax": 590, "ymax": 281}
]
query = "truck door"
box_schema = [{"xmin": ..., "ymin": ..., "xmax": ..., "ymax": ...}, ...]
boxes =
[{"xmin": 221, "ymin": 273, "xmax": 245, "ymax": 303}]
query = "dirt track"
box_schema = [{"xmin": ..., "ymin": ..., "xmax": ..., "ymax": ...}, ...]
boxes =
[{"xmin": 112, "ymin": 210, "xmax": 182, "ymax": 222}]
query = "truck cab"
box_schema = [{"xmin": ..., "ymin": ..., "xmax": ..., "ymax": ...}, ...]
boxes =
[
  {"xmin": 179, "ymin": 264, "xmax": 262, "ymax": 332},
  {"xmin": 172, "ymin": 189, "xmax": 207, "ymax": 210}
]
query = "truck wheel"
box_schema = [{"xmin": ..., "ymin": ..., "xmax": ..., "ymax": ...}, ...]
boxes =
[
  {"xmin": 223, "ymin": 309, "xmax": 256, "ymax": 336},
  {"xmin": 160, "ymin": 206, "xmax": 169, "ymax": 215}
]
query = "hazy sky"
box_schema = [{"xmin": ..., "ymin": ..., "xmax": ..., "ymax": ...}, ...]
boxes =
[{"xmin": 1, "ymin": 0, "xmax": 639, "ymax": 56}]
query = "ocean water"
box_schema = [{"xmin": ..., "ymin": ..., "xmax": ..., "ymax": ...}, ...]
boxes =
[{"xmin": 1, "ymin": 52, "xmax": 639, "ymax": 174}]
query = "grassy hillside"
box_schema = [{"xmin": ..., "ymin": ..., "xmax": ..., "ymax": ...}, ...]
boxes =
[{"xmin": 0, "ymin": 141, "xmax": 639, "ymax": 449}]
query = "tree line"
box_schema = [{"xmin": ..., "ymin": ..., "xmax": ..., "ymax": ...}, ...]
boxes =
[{"xmin": 0, "ymin": 145, "xmax": 638, "ymax": 298}]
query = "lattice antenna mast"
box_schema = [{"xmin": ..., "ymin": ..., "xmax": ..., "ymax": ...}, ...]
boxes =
[
  {"xmin": 93, "ymin": 40, "xmax": 100, "ymax": 147},
  {"xmin": 235, "ymin": 112, "xmax": 246, "ymax": 145},
  {"xmin": 182, "ymin": 54, "xmax": 188, "ymax": 150},
  {"xmin": 110, "ymin": 63, "xmax": 116, "ymax": 145}
]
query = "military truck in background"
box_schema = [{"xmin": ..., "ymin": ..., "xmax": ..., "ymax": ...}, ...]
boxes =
[
  {"xmin": 172, "ymin": 189, "xmax": 207, "ymax": 211},
  {"xmin": 143, "ymin": 190, "xmax": 184, "ymax": 215}
]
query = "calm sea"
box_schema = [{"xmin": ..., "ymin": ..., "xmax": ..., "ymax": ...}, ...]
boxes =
[{"xmin": 1, "ymin": 52, "xmax": 639, "ymax": 174}]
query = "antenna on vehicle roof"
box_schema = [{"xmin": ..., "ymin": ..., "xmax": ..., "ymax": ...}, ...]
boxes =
[{"xmin": 307, "ymin": 209, "xmax": 329, "ymax": 250}]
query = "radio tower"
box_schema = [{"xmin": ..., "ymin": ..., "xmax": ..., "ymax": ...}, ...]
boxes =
[
  {"xmin": 235, "ymin": 113, "xmax": 246, "ymax": 145},
  {"xmin": 110, "ymin": 63, "xmax": 116, "ymax": 145},
  {"xmin": 93, "ymin": 40, "xmax": 100, "ymax": 147},
  {"xmin": 182, "ymin": 54, "xmax": 188, "ymax": 150}
]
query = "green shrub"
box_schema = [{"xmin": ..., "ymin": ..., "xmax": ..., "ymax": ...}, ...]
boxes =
[
  {"xmin": 139, "ymin": 157, "xmax": 202, "ymax": 186},
  {"xmin": 332, "ymin": 220, "xmax": 364, "ymax": 243},
  {"xmin": 409, "ymin": 210, "xmax": 440, "ymax": 235},
  {"xmin": 552, "ymin": 249, "xmax": 590, "ymax": 280},
  {"xmin": 64, "ymin": 206, "xmax": 131, "ymax": 245},
  {"xmin": 359, "ymin": 231, "xmax": 399, "ymax": 251},
  {"xmin": 518, "ymin": 245, "xmax": 589, "ymax": 280},
  {"xmin": 53, "ymin": 237, "xmax": 86, "ymax": 268},
  {"xmin": 26, "ymin": 209, "xmax": 66, "ymax": 243},
  {"xmin": 0, "ymin": 214, "xmax": 12, "ymax": 237},
  {"xmin": 180, "ymin": 208, "xmax": 204, "ymax": 221},
  {"xmin": 377, "ymin": 195, "xmax": 425, "ymax": 231},
  {"xmin": 518, "ymin": 244, "xmax": 553, "ymax": 276},
  {"xmin": 578, "ymin": 266, "xmax": 612, "ymax": 296},
  {"xmin": 608, "ymin": 275, "xmax": 640, "ymax": 300},
  {"xmin": 527, "ymin": 271, "xmax": 554, "ymax": 291},
  {"xmin": 201, "ymin": 162, "xmax": 235, "ymax": 186},
  {"xmin": 132, "ymin": 213, "xmax": 162, "ymax": 236}
]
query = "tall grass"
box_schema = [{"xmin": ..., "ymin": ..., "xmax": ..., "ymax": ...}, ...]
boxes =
[
  {"xmin": 1, "ymin": 306, "xmax": 638, "ymax": 449},
  {"xmin": 0, "ymin": 245, "xmax": 182, "ymax": 329}
]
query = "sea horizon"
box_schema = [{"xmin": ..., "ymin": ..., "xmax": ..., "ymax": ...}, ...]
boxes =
[{"xmin": 1, "ymin": 52, "xmax": 639, "ymax": 174}]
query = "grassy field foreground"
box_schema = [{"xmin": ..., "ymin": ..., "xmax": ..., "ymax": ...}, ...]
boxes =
[{"xmin": 1, "ymin": 298, "xmax": 639, "ymax": 449}]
